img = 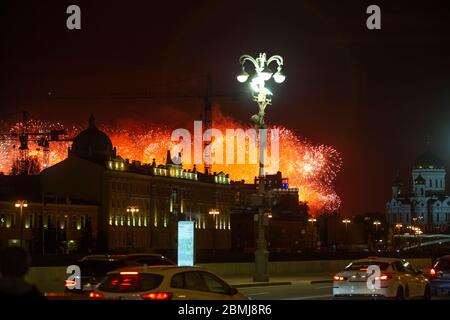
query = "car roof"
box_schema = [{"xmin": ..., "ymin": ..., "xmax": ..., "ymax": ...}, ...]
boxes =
[
  {"xmin": 79, "ymin": 254, "xmax": 127, "ymax": 261},
  {"xmin": 351, "ymin": 257, "xmax": 403, "ymax": 264},
  {"xmin": 107, "ymin": 265, "xmax": 207, "ymax": 275}
]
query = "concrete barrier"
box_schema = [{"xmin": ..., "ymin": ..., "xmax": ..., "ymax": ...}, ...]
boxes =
[
  {"xmin": 26, "ymin": 258, "xmax": 433, "ymax": 293},
  {"xmin": 25, "ymin": 266, "xmax": 67, "ymax": 294}
]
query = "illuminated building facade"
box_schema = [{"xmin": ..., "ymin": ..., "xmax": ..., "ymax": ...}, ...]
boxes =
[
  {"xmin": 0, "ymin": 175, "xmax": 99, "ymax": 252},
  {"xmin": 386, "ymin": 147, "xmax": 450, "ymax": 232},
  {"xmin": 42, "ymin": 116, "xmax": 234, "ymax": 253},
  {"xmin": 231, "ymin": 172, "xmax": 309, "ymax": 253}
]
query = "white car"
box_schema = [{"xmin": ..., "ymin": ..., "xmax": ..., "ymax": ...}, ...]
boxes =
[
  {"xmin": 89, "ymin": 266, "xmax": 250, "ymax": 300},
  {"xmin": 333, "ymin": 257, "xmax": 430, "ymax": 299}
]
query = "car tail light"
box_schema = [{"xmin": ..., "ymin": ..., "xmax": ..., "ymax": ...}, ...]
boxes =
[
  {"xmin": 120, "ymin": 272, "xmax": 139, "ymax": 275},
  {"xmin": 140, "ymin": 292, "xmax": 172, "ymax": 300},
  {"xmin": 333, "ymin": 275, "xmax": 347, "ymax": 281},
  {"xmin": 375, "ymin": 273, "xmax": 392, "ymax": 281},
  {"xmin": 430, "ymin": 268, "xmax": 436, "ymax": 276},
  {"xmin": 89, "ymin": 292, "xmax": 104, "ymax": 299}
]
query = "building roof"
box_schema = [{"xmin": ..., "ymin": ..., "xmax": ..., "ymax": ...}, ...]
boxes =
[
  {"xmin": 70, "ymin": 115, "xmax": 114, "ymax": 162},
  {"xmin": 414, "ymin": 148, "xmax": 444, "ymax": 169}
]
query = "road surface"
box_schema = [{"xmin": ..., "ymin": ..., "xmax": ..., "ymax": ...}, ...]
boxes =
[{"xmin": 239, "ymin": 282, "xmax": 450, "ymax": 300}]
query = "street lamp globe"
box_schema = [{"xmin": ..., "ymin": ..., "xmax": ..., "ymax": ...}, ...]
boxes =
[
  {"xmin": 273, "ymin": 68, "xmax": 286, "ymax": 83},
  {"xmin": 237, "ymin": 68, "xmax": 249, "ymax": 83}
]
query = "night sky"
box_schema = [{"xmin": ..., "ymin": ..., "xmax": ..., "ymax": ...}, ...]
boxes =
[{"xmin": 1, "ymin": 0, "xmax": 450, "ymax": 216}]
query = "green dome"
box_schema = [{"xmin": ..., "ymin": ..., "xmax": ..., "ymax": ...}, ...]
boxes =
[{"xmin": 415, "ymin": 149, "xmax": 444, "ymax": 169}]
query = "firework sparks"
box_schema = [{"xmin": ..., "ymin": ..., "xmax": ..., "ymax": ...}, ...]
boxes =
[{"xmin": 0, "ymin": 114, "xmax": 342, "ymax": 214}]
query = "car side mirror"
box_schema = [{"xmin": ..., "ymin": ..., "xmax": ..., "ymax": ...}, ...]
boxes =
[{"xmin": 229, "ymin": 287, "xmax": 238, "ymax": 295}]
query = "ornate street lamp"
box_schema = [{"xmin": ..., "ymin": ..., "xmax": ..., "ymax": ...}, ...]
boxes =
[
  {"xmin": 308, "ymin": 218, "xmax": 317, "ymax": 249},
  {"xmin": 15, "ymin": 200, "xmax": 28, "ymax": 247},
  {"xmin": 342, "ymin": 219, "xmax": 351, "ymax": 246},
  {"xmin": 209, "ymin": 209, "xmax": 220, "ymax": 257},
  {"xmin": 237, "ymin": 52, "xmax": 285, "ymax": 282},
  {"xmin": 373, "ymin": 220, "xmax": 381, "ymax": 242}
]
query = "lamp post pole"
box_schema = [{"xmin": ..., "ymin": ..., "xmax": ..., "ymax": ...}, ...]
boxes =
[
  {"xmin": 373, "ymin": 220, "xmax": 381, "ymax": 243},
  {"xmin": 308, "ymin": 218, "xmax": 317, "ymax": 249},
  {"xmin": 209, "ymin": 209, "xmax": 220, "ymax": 258},
  {"xmin": 15, "ymin": 200, "xmax": 28, "ymax": 248},
  {"xmin": 126, "ymin": 206, "xmax": 139, "ymax": 252},
  {"xmin": 342, "ymin": 219, "xmax": 351, "ymax": 248},
  {"xmin": 237, "ymin": 52, "xmax": 285, "ymax": 282}
]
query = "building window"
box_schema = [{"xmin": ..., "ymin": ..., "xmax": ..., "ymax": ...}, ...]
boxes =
[
  {"xmin": 114, "ymin": 212, "xmax": 118, "ymax": 226},
  {"xmin": 71, "ymin": 216, "xmax": 77, "ymax": 230},
  {"xmin": 435, "ymin": 179, "xmax": 438, "ymax": 188}
]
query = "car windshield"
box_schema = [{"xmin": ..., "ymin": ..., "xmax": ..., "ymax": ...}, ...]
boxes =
[
  {"xmin": 99, "ymin": 273, "xmax": 164, "ymax": 293},
  {"xmin": 344, "ymin": 261, "xmax": 390, "ymax": 271},
  {"xmin": 78, "ymin": 260, "xmax": 127, "ymax": 277},
  {"xmin": 434, "ymin": 258, "xmax": 450, "ymax": 271}
]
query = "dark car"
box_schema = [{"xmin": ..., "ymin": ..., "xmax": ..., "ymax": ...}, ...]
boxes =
[
  {"xmin": 65, "ymin": 253, "xmax": 175, "ymax": 295},
  {"xmin": 426, "ymin": 255, "xmax": 450, "ymax": 296}
]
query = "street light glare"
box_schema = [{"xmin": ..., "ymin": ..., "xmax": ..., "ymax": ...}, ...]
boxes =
[
  {"xmin": 250, "ymin": 79, "xmax": 260, "ymax": 92},
  {"xmin": 15, "ymin": 203, "xmax": 20, "ymax": 207},
  {"xmin": 262, "ymin": 87, "xmax": 273, "ymax": 96},
  {"xmin": 260, "ymin": 67, "xmax": 273, "ymax": 81}
]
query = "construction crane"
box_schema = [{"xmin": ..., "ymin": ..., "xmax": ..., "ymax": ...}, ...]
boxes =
[
  {"xmin": 48, "ymin": 74, "xmax": 245, "ymax": 173},
  {"xmin": 0, "ymin": 111, "xmax": 70, "ymax": 173}
]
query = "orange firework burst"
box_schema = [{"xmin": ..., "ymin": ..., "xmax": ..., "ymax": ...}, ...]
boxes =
[{"xmin": 0, "ymin": 113, "xmax": 342, "ymax": 215}]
